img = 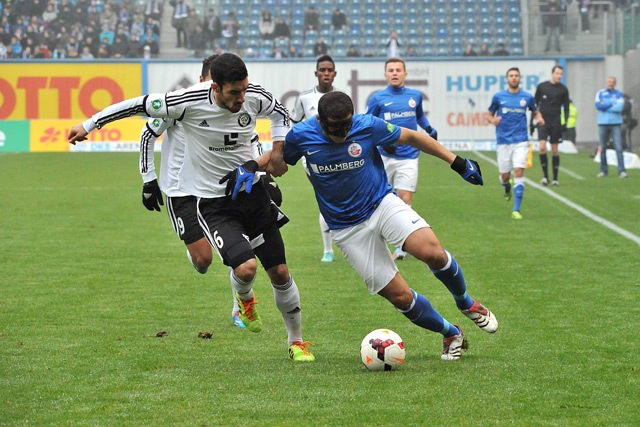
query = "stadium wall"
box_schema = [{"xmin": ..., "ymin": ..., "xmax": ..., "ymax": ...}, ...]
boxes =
[{"xmin": 0, "ymin": 57, "xmax": 617, "ymax": 153}]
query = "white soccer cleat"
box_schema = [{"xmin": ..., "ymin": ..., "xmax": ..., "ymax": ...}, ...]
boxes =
[
  {"xmin": 441, "ymin": 326, "xmax": 467, "ymax": 361},
  {"xmin": 461, "ymin": 300, "xmax": 499, "ymax": 333}
]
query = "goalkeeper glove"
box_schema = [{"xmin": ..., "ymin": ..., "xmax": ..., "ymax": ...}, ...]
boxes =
[
  {"xmin": 450, "ymin": 156, "xmax": 483, "ymax": 186},
  {"xmin": 142, "ymin": 179, "xmax": 163, "ymax": 211},
  {"xmin": 529, "ymin": 123, "xmax": 536, "ymax": 136},
  {"xmin": 219, "ymin": 160, "xmax": 259, "ymax": 200}
]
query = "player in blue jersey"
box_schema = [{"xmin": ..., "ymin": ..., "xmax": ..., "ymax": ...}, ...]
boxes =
[
  {"xmin": 275, "ymin": 91, "xmax": 498, "ymax": 361},
  {"xmin": 366, "ymin": 58, "xmax": 438, "ymax": 260},
  {"xmin": 488, "ymin": 67, "xmax": 545, "ymax": 220}
]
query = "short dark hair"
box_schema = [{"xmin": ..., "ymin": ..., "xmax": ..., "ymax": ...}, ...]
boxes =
[
  {"xmin": 552, "ymin": 65, "xmax": 564, "ymax": 73},
  {"xmin": 210, "ymin": 53, "xmax": 248, "ymax": 87},
  {"xmin": 385, "ymin": 57, "xmax": 406, "ymax": 70},
  {"xmin": 506, "ymin": 67, "xmax": 520, "ymax": 77},
  {"xmin": 318, "ymin": 91, "xmax": 353, "ymax": 121},
  {"xmin": 316, "ymin": 54, "xmax": 334, "ymax": 69},
  {"xmin": 201, "ymin": 54, "xmax": 218, "ymax": 79}
]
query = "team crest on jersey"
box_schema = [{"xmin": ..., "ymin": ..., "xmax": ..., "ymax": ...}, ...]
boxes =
[
  {"xmin": 520, "ymin": 99, "xmax": 527, "ymax": 107},
  {"xmin": 152, "ymin": 119, "xmax": 160, "ymax": 127},
  {"xmin": 408, "ymin": 97, "xmax": 416, "ymax": 108},
  {"xmin": 238, "ymin": 113, "xmax": 252, "ymax": 127},
  {"xmin": 347, "ymin": 142, "xmax": 362, "ymax": 157},
  {"xmin": 151, "ymin": 99, "xmax": 163, "ymax": 110}
]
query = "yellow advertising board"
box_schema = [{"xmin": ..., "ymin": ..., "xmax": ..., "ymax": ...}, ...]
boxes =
[
  {"xmin": 30, "ymin": 117, "xmax": 148, "ymax": 152},
  {"xmin": 0, "ymin": 63, "xmax": 142, "ymax": 120}
]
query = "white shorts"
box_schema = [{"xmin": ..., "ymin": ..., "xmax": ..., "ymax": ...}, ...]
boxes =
[
  {"xmin": 497, "ymin": 141, "xmax": 529, "ymax": 174},
  {"xmin": 331, "ymin": 193, "xmax": 429, "ymax": 294},
  {"xmin": 381, "ymin": 156, "xmax": 419, "ymax": 192}
]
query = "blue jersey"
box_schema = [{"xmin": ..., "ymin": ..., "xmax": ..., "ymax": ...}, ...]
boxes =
[
  {"xmin": 488, "ymin": 89, "xmax": 537, "ymax": 145},
  {"xmin": 366, "ymin": 86, "xmax": 432, "ymax": 160},
  {"xmin": 284, "ymin": 114, "xmax": 401, "ymax": 230}
]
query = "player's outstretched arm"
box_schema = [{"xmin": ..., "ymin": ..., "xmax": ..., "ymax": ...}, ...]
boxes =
[
  {"xmin": 67, "ymin": 124, "xmax": 89, "ymax": 145},
  {"xmin": 267, "ymin": 140, "xmax": 289, "ymax": 177}
]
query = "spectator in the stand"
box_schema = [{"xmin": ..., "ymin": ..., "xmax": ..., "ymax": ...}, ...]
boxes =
[
  {"xmin": 142, "ymin": 35, "xmax": 159, "ymax": 57},
  {"xmin": 543, "ymin": 0, "xmax": 564, "ymax": 53},
  {"xmin": 42, "ymin": 3, "xmax": 58, "ymax": 27},
  {"xmin": 184, "ymin": 8, "xmax": 201, "ymax": 49},
  {"xmin": 66, "ymin": 35, "xmax": 80, "ymax": 54},
  {"xmin": 463, "ymin": 43, "xmax": 477, "ymax": 56},
  {"xmin": 100, "ymin": 4, "xmax": 118, "ymax": 31},
  {"xmin": 172, "ymin": 0, "xmax": 189, "ymax": 48},
  {"xmin": 145, "ymin": 0, "xmax": 161, "ymax": 21},
  {"xmin": 97, "ymin": 41, "xmax": 111, "ymax": 58},
  {"xmin": 99, "ymin": 23, "xmax": 115, "ymax": 45},
  {"xmin": 0, "ymin": 40, "xmax": 6, "ymax": 59},
  {"xmin": 33, "ymin": 44, "xmax": 48, "ymax": 58},
  {"xmin": 111, "ymin": 35, "xmax": 127, "ymax": 58},
  {"xmin": 80, "ymin": 45, "xmax": 95, "ymax": 59},
  {"xmin": 190, "ymin": 23, "xmax": 208, "ymax": 57},
  {"xmin": 222, "ymin": 10, "xmax": 239, "ymax": 50},
  {"xmin": 130, "ymin": 14, "xmax": 145, "ymax": 37},
  {"xmin": 346, "ymin": 44, "xmax": 360, "ymax": 57},
  {"xmin": 385, "ymin": 30, "xmax": 401, "ymax": 58},
  {"xmin": 332, "ymin": 8, "xmax": 347, "ymax": 30},
  {"xmin": 271, "ymin": 45, "xmax": 287, "ymax": 58},
  {"xmin": 81, "ymin": 35, "xmax": 98, "ymax": 57},
  {"xmin": 478, "ymin": 43, "xmax": 490, "ymax": 56},
  {"xmin": 115, "ymin": 26, "xmax": 130, "ymax": 43},
  {"xmin": 66, "ymin": 44, "xmax": 79, "ymax": 58},
  {"xmin": 313, "ymin": 36, "xmax": 328, "ymax": 56},
  {"xmin": 304, "ymin": 6, "xmax": 320, "ymax": 31},
  {"xmin": 273, "ymin": 18, "xmax": 290, "ymax": 39},
  {"xmin": 288, "ymin": 44, "xmax": 302, "ymax": 58},
  {"xmin": 406, "ymin": 46, "xmax": 418, "ymax": 57},
  {"xmin": 245, "ymin": 47, "xmax": 256, "ymax": 58},
  {"xmin": 52, "ymin": 33, "xmax": 67, "ymax": 58},
  {"xmin": 259, "ymin": 9, "xmax": 275, "ymax": 40},
  {"xmin": 141, "ymin": 27, "xmax": 159, "ymax": 45},
  {"xmin": 205, "ymin": 8, "xmax": 221, "ymax": 49},
  {"xmin": 364, "ymin": 48, "xmax": 374, "ymax": 57},
  {"xmin": 127, "ymin": 32, "xmax": 144, "ymax": 57},
  {"xmin": 144, "ymin": 16, "xmax": 160, "ymax": 37},
  {"xmin": 578, "ymin": 0, "xmax": 590, "ymax": 33},
  {"xmin": 493, "ymin": 43, "xmax": 510, "ymax": 56}
]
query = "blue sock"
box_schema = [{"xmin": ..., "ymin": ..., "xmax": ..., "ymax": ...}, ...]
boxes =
[
  {"xmin": 513, "ymin": 177, "xmax": 525, "ymax": 212},
  {"xmin": 399, "ymin": 290, "xmax": 460, "ymax": 337},
  {"xmin": 430, "ymin": 250, "xmax": 474, "ymax": 310}
]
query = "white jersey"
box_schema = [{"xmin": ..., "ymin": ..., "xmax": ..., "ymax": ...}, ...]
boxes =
[
  {"xmin": 84, "ymin": 80, "xmax": 289, "ymax": 198},
  {"xmin": 139, "ymin": 118, "xmax": 262, "ymax": 197},
  {"xmin": 290, "ymin": 86, "xmax": 337, "ymax": 123}
]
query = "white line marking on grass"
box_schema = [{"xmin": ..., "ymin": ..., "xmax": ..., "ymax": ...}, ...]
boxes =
[
  {"xmin": 473, "ymin": 151, "xmax": 640, "ymax": 245},
  {"xmin": 559, "ymin": 167, "xmax": 585, "ymax": 180}
]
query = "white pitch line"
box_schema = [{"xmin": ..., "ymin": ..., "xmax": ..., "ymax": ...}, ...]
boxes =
[
  {"xmin": 559, "ymin": 166, "xmax": 585, "ymax": 180},
  {"xmin": 473, "ymin": 150, "xmax": 640, "ymax": 245}
]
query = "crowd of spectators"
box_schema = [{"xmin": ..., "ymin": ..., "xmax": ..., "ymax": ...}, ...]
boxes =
[{"xmin": 0, "ymin": 0, "xmax": 163, "ymax": 59}]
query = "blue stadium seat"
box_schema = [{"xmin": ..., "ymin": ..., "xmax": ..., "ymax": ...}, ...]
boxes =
[
  {"xmin": 452, "ymin": 46, "xmax": 464, "ymax": 56},
  {"xmin": 436, "ymin": 46, "xmax": 449, "ymax": 56},
  {"xmin": 423, "ymin": 44, "xmax": 434, "ymax": 56}
]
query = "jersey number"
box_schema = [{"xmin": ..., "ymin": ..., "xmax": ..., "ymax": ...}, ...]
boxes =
[
  {"xmin": 212, "ymin": 230, "xmax": 224, "ymax": 248},
  {"xmin": 224, "ymin": 133, "xmax": 239, "ymax": 146}
]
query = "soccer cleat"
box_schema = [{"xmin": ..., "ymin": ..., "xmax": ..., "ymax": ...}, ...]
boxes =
[
  {"xmin": 393, "ymin": 247, "xmax": 409, "ymax": 260},
  {"xmin": 234, "ymin": 293, "xmax": 262, "ymax": 332},
  {"xmin": 619, "ymin": 171, "xmax": 628, "ymax": 179},
  {"xmin": 540, "ymin": 177, "xmax": 549, "ymax": 186},
  {"xmin": 503, "ymin": 179, "xmax": 513, "ymax": 202},
  {"xmin": 461, "ymin": 300, "xmax": 499, "ymax": 333},
  {"xmin": 288, "ymin": 341, "xmax": 315, "ymax": 362},
  {"xmin": 232, "ymin": 311, "xmax": 246, "ymax": 329},
  {"xmin": 551, "ymin": 180, "xmax": 559, "ymax": 187},
  {"xmin": 511, "ymin": 211, "xmax": 523, "ymax": 220},
  {"xmin": 441, "ymin": 326, "xmax": 468, "ymax": 361},
  {"xmin": 596, "ymin": 172, "xmax": 607, "ymax": 178},
  {"xmin": 320, "ymin": 252, "xmax": 334, "ymax": 263}
]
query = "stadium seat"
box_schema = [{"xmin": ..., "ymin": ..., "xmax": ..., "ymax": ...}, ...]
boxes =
[{"xmin": 436, "ymin": 46, "xmax": 449, "ymax": 56}]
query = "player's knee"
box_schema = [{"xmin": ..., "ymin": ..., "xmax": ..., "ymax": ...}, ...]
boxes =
[
  {"xmin": 234, "ymin": 259, "xmax": 258, "ymax": 282},
  {"xmin": 190, "ymin": 252, "xmax": 212, "ymax": 270},
  {"xmin": 266, "ymin": 263, "xmax": 290, "ymax": 285},
  {"xmin": 423, "ymin": 248, "xmax": 448, "ymax": 270}
]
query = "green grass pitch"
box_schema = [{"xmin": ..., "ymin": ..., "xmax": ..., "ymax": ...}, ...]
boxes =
[{"xmin": 1, "ymin": 151, "xmax": 638, "ymax": 426}]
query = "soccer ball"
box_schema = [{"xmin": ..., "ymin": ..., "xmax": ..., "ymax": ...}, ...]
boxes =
[{"xmin": 360, "ymin": 329, "xmax": 406, "ymax": 371}]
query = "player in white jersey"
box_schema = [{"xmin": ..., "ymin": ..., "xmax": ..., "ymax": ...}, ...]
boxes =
[
  {"xmin": 68, "ymin": 53, "xmax": 314, "ymax": 362},
  {"xmin": 277, "ymin": 92, "xmax": 498, "ymax": 361},
  {"xmin": 290, "ymin": 54, "xmax": 338, "ymax": 263}
]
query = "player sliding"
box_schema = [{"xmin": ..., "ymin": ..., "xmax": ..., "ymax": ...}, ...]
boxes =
[{"xmin": 271, "ymin": 91, "xmax": 498, "ymax": 360}]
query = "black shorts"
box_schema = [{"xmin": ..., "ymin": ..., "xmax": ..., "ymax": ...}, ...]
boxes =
[
  {"xmin": 197, "ymin": 185, "xmax": 286, "ymax": 270},
  {"xmin": 166, "ymin": 196, "xmax": 205, "ymax": 244},
  {"xmin": 537, "ymin": 122, "xmax": 564, "ymax": 144}
]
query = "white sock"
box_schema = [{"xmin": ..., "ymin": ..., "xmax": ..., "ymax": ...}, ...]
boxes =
[
  {"xmin": 228, "ymin": 267, "xmax": 240, "ymax": 315},
  {"xmin": 272, "ymin": 276, "xmax": 302, "ymax": 345},
  {"xmin": 229, "ymin": 268, "xmax": 255, "ymax": 301},
  {"xmin": 319, "ymin": 213, "xmax": 333, "ymax": 253}
]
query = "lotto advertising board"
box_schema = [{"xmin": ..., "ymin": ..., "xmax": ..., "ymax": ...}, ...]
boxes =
[
  {"xmin": 0, "ymin": 63, "xmax": 142, "ymax": 120},
  {"xmin": 147, "ymin": 59, "xmax": 556, "ymax": 147}
]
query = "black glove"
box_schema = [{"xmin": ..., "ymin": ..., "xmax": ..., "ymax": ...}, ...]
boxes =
[
  {"xmin": 529, "ymin": 123, "xmax": 536, "ymax": 136},
  {"xmin": 219, "ymin": 160, "xmax": 259, "ymax": 200},
  {"xmin": 142, "ymin": 179, "xmax": 163, "ymax": 211},
  {"xmin": 261, "ymin": 174, "xmax": 283, "ymax": 207},
  {"xmin": 451, "ymin": 156, "xmax": 483, "ymax": 186},
  {"xmin": 425, "ymin": 126, "xmax": 438, "ymax": 140},
  {"xmin": 382, "ymin": 145, "xmax": 397, "ymax": 155}
]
